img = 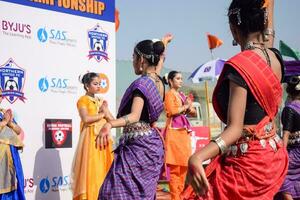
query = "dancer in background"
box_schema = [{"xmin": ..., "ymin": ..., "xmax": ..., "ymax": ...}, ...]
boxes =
[
  {"xmin": 277, "ymin": 76, "xmax": 300, "ymax": 200},
  {"xmin": 98, "ymin": 34, "xmax": 172, "ymax": 200},
  {"xmin": 0, "ymin": 90, "xmax": 25, "ymax": 200},
  {"xmin": 182, "ymin": 0, "xmax": 288, "ymax": 199},
  {"xmin": 163, "ymin": 71, "xmax": 195, "ymax": 200},
  {"xmin": 72, "ymin": 72, "xmax": 114, "ymax": 200}
]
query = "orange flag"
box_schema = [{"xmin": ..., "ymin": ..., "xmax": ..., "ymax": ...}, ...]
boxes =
[
  {"xmin": 207, "ymin": 33, "xmax": 223, "ymax": 50},
  {"xmin": 115, "ymin": 9, "xmax": 120, "ymax": 32}
]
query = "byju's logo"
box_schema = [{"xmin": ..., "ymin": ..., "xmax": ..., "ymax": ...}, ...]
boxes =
[
  {"xmin": 38, "ymin": 76, "xmax": 77, "ymax": 94},
  {"xmin": 87, "ymin": 24, "xmax": 109, "ymax": 62},
  {"xmin": 1, "ymin": 20, "xmax": 31, "ymax": 39},
  {"xmin": 36, "ymin": 27, "xmax": 76, "ymax": 47},
  {"xmin": 0, "ymin": 58, "xmax": 26, "ymax": 104},
  {"xmin": 39, "ymin": 177, "xmax": 50, "ymax": 193}
]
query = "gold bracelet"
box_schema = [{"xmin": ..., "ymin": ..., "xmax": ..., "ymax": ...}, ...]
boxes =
[{"xmin": 212, "ymin": 137, "xmax": 227, "ymax": 154}]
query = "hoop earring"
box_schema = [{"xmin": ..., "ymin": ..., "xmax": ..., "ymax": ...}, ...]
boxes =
[
  {"xmin": 263, "ymin": 34, "xmax": 269, "ymax": 42},
  {"xmin": 232, "ymin": 39, "xmax": 238, "ymax": 46}
]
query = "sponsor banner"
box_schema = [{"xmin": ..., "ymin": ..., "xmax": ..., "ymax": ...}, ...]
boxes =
[
  {"xmin": 0, "ymin": 0, "xmax": 115, "ymax": 199},
  {"xmin": 1, "ymin": 0, "xmax": 114, "ymax": 22}
]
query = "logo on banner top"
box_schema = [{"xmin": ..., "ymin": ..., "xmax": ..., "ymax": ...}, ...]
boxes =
[
  {"xmin": 36, "ymin": 27, "xmax": 77, "ymax": 47},
  {"xmin": 45, "ymin": 119, "xmax": 72, "ymax": 149},
  {"xmin": 98, "ymin": 73, "xmax": 109, "ymax": 93},
  {"xmin": 1, "ymin": 20, "xmax": 31, "ymax": 39},
  {"xmin": 38, "ymin": 76, "xmax": 77, "ymax": 94},
  {"xmin": 0, "ymin": 58, "xmax": 26, "ymax": 104},
  {"xmin": 87, "ymin": 24, "xmax": 109, "ymax": 62}
]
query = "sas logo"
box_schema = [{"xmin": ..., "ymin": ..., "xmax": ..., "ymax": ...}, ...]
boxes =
[
  {"xmin": 98, "ymin": 73, "xmax": 109, "ymax": 93},
  {"xmin": 1, "ymin": 20, "xmax": 31, "ymax": 39},
  {"xmin": 87, "ymin": 24, "xmax": 109, "ymax": 62},
  {"xmin": 0, "ymin": 58, "xmax": 26, "ymax": 104},
  {"xmin": 39, "ymin": 175, "xmax": 71, "ymax": 193},
  {"xmin": 37, "ymin": 27, "xmax": 76, "ymax": 47},
  {"xmin": 39, "ymin": 177, "xmax": 50, "ymax": 193},
  {"xmin": 45, "ymin": 119, "xmax": 72, "ymax": 149},
  {"xmin": 38, "ymin": 76, "xmax": 77, "ymax": 94}
]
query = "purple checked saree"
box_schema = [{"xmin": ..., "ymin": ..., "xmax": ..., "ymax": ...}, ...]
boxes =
[{"xmin": 98, "ymin": 76, "xmax": 164, "ymax": 200}]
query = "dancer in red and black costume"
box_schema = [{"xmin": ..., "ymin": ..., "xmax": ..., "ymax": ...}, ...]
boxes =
[{"xmin": 181, "ymin": 0, "xmax": 288, "ymax": 199}]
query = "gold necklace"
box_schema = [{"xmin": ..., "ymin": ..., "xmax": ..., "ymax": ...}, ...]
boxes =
[{"xmin": 146, "ymin": 72, "xmax": 161, "ymax": 90}]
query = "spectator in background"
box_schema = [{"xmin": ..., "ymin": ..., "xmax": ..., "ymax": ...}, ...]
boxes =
[
  {"xmin": 163, "ymin": 71, "xmax": 196, "ymax": 200},
  {"xmin": 277, "ymin": 76, "xmax": 300, "ymax": 200}
]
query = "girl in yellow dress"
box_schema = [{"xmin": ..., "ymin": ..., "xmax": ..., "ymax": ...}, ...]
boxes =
[{"xmin": 72, "ymin": 72, "xmax": 113, "ymax": 200}]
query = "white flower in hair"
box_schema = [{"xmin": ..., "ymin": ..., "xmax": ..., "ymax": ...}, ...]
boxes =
[
  {"xmin": 152, "ymin": 38, "xmax": 160, "ymax": 43},
  {"xmin": 78, "ymin": 71, "xmax": 89, "ymax": 83},
  {"xmin": 296, "ymin": 82, "xmax": 300, "ymax": 91},
  {"xmin": 164, "ymin": 73, "xmax": 168, "ymax": 80}
]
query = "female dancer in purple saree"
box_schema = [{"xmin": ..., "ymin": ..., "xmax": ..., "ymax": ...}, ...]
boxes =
[
  {"xmin": 277, "ymin": 76, "xmax": 300, "ymax": 200},
  {"xmin": 97, "ymin": 35, "xmax": 173, "ymax": 200}
]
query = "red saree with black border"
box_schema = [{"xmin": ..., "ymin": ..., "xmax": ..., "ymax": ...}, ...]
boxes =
[{"xmin": 181, "ymin": 50, "xmax": 288, "ymax": 200}]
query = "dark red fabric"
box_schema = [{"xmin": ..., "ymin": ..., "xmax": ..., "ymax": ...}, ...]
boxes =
[
  {"xmin": 181, "ymin": 51, "xmax": 288, "ymax": 200},
  {"xmin": 181, "ymin": 139, "xmax": 288, "ymax": 200}
]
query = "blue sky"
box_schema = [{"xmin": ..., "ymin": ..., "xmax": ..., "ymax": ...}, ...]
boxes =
[{"xmin": 116, "ymin": 1, "xmax": 300, "ymax": 72}]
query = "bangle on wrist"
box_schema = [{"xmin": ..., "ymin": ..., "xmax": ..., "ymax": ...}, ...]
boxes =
[
  {"xmin": 211, "ymin": 136, "xmax": 227, "ymax": 154},
  {"xmin": 107, "ymin": 121, "xmax": 113, "ymax": 128},
  {"xmin": 122, "ymin": 115, "xmax": 130, "ymax": 126}
]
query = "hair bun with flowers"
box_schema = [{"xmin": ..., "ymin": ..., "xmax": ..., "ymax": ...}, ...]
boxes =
[
  {"xmin": 78, "ymin": 71, "xmax": 89, "ymax": 84},
  {"xmin": 162, "ymin": 73, "xmax": 169, "ymax": 85}
]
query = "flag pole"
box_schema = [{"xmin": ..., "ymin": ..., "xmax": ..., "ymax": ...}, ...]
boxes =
[
  {"xmin": 205, "ymin": 81, "xmax": 210, "ymax": 127},
  {"xmin": 210, "ymin": 49, "xmax": 214, "ymax": 60}
]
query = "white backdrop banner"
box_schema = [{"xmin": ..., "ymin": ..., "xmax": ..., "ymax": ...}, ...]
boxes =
[{"xmin": 0, "ymin": 0, "xmax": 115, "ymax": 199}]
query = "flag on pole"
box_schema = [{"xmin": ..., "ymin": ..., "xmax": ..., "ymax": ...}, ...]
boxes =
[
  {"xmin": 207, "ymin": 33, "xmax": 223, "ymax": 50},
  {"xmin": 115, "ymin": 9, "xmax": 120, "ymax": 32},
  {"xmin": 279, "ymin": 40, "xmax": 300, "ymax": 60}
]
